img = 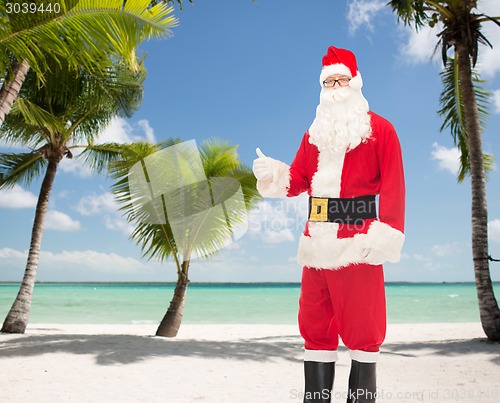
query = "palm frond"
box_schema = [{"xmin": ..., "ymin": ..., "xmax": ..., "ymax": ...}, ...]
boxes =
[
  {"xmin": 438, "ymin": 57, "xmax": 493, "ymax": 181},
  {"xmin": 150, "ymin": 0, "xmax": 193, "ymax": 11},
  {"xmin": 0, "ymin": 0, "xmax": 177, "ymax": 76},
  {"xmin": 108, "ymin": 140, "xmax": 181, "ymax": 264},
  {"xmin": 224, "ymin": 164, "xmax": 261, "ymax": 209},
  {"xmin": 74, "ymin": 142, "xmax": 129, "ymax": 175},
  {"xmin": 0, "ymin": 111, "xmax": 48, "ymax": 149},
  {"xmin": 2, "ymin": 53, "xmax": 147, "ymax": 150},
  {"xmin": 199, "ymin": 137, "xmax": 240, "ymax": 177},
  {"xmin": 387, "ymin": 0, "xmax": 432, "ymax": 28},
  {"xmin": 13, "ymin": 98, "xmax": 66, "ymax": 135},
  {"xmin": 131, "ymin": 220, "xmax": 178, "ymax": 261},
  {"xmin": 0, "ymin": 151, "xmax": 47, "ymax": 189},
  {"xmin": 109, "ymin": 139, "xmax": 261, "ymax": 264},
  {"xmin": 108, "ymin": 141, "xmax": 163, "ymax": 218},
  {"xmin": 476, "ymin": 15, "xmax": 500, "ymax": 26}
]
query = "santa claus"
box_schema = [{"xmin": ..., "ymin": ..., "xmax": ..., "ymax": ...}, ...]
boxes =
[{"xmin": 253, "ymin": 46, "xmax": 405, "ymax": 403}]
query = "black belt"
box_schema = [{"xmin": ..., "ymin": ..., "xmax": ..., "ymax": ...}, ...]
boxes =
[{"xmin": 308, "ymin": 195, "xmax": 377, "ymax": 224}]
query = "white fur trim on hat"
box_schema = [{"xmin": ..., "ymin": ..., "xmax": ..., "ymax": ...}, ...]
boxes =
[
  {"xmin": 348, "ymin": 73, "xmax": 363, "ymax": 90},
  {"xmin": 256, "ymin": 158, "xmax": 290, "ymax": 198},
  {"xmin": 319, "ymin": 64, "xmax": 363, "ymax": 89},
  {"xmin": 320, "ymin": 64, "xmax": 351, "ymax": 85}
]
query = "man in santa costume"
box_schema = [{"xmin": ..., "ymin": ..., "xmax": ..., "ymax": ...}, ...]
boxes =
[{"xmin": 253, "ymin": 46, "xmax": 405, "ymax": 402}]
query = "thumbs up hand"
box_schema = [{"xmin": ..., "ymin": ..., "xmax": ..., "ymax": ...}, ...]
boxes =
[{"xmin": 253, "ymin": 148, "xmax": 273, "ymax": 181}]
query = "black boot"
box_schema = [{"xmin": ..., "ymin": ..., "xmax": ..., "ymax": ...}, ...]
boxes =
[
  {"xmin": 347, "ymin": 360, "xmax": 376, "ymax": 403},
  {"xmin": 303, "ymin": 361, "xmax": 335, "ymax": 403}
]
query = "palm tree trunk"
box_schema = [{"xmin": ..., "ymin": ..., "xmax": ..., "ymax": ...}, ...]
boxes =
[
  {"xmin": 456, "ymin": 46, "xmax": 500, "ymax": 341},
  {"xmin": 1, "ymin": 159, "xmax": 58, "ymax": 334},
  {"xmin": 155, "ymin": 260, "xmax": 190, "ymax": 337},
  {"xmin": 0, "ymin": 60, "xmax": 30, "ymax": 127}
]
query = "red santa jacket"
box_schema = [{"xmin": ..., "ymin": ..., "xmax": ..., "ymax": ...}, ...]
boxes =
[{"xmin": 257, "ymin": 111, "xmax": 405, "ymax": 269}]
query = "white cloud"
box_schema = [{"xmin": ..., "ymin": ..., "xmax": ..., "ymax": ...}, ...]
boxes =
[
  {"xmin": 75, "ymin": 192, "xmax": 117, "ymax": 216},
  {"xmin": 0, "ymin": 185, "xmax": 38, "ymax": 208},
  {"xmin": 0, "ymin": 247, "xmax": 25, "ymax": 259},
  {"xmin": 104, "ymin": 215, "xmax": 133, "ymax": 236},
  {"xmin": 45, "ymin": 210, "xmax": 81, "ymax": 232},
  {"xmin": 431, "ymin": 242, "xmax": 462, "ymax": 257},
  {"xmin": 346, "ymin": 0, "xmax": 386, "ymax": 35},
  {"xmin": 58, "ymin": 156, "xmax": 93, "ymax": 178},
  {"xmin": 475, "ymin": 0, "xmax": 500, "ymax": 79},
  {"xmin": 58, "ymin": 117, "xmax": 157, "ymax": 177},
  {"xmin": 75, "ymin": 192, "xmax": 132, "ymax": 235},
  {"xmin": 260, "ymin": 228, "xmax": 295, "ymax": 244},
  {"xmin": 493, "ymin": 90, "xmax": 500, "ymax": 114},
  {"xmin": 431, "ymin": 142, "xmax": 460, "ymax": 175},
  {"xmin": 399, "ymin": 25, "xmax": 442, "ymax": 65},
  {"xmin": 95, "ymin": 116, "xmax": 157, "ymax": 145},
  {"xmin": 489, "ymin": 219, "xmax": 500, "ymax": 244},
  {"xmin": 396, "ymin": 0, "xmax": 500, "ymax": 79},
  {"xmin": 40, "ymin": 249, "xmax": 144, "ymax": 272},
  {"xmin": 400, "ymin": 251, "xmax": 451, "ymax": 271},
  {"xmin": 247, "ymin": 195, "xmax": 308, "ymax": 244},
  {"xmin": 0, "ymin": 247, "xmax": 153, "ymax": 278},
  {"xmin": 137, "ymin": 119, "xmax": 156, "ymax": 143}
]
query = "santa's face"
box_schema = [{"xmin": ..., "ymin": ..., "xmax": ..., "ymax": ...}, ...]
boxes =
[
  {"xmin": 321, "ymin": 74, "xmax": 353, "ymax": 103},
  {"xmin": 322, "ymin": 74, "xmax": 351, "ymax": 88},
  {"xmin": 308, "ymin": 74, "xmax": 371, "ymax": 151}
]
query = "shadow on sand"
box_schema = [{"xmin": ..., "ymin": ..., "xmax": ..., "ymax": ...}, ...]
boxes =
[
  {"xmin": 1, "ymin": 332, "xmax": 498, "ymax": 367},
  {"xmin": 0, "ymin": 332, "xmax": 305, "ymax": 365},
  {"xmin": 382, "ymin": 338, "xmax": 500, "ymax": 365}
]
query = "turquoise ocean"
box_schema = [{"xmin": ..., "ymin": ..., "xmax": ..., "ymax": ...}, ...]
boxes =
[{"xmin": 1, "ymin": 282, "xmax": 498, "ymax": 325}]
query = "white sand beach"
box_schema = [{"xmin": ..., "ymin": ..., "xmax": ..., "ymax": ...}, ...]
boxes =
[{"xmin": 0, "ymin": 322, "xmax": 498, "ymax": 402}]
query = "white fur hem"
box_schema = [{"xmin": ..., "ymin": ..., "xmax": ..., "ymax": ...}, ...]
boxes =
[
  {"xmin": 256, "ymin": 158, "xmax": 290, "ymax": 198},
  {"xmin": 304, "ymin": 349, "xmax": 338, "ymax": 363},
  {"xmin": 350, "ymin": 350, "xmax": 380, "ymax": 363},
  {"xmin": 297, "ymin": 220, "xmax": 404, "ymax": 269}
]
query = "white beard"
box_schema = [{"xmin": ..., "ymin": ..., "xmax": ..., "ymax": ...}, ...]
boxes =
[{"xmin": 308, "ymin": 86, "xmax": 372, "ymax": 152}]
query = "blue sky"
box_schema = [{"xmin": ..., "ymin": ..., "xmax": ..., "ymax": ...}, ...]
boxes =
[{"xmin": 1, "ymin": 0, "xmax": 500, "ymax": 283}]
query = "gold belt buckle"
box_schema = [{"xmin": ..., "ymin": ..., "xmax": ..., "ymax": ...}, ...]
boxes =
[{"xmin": 309, "ymin": 197, "xmax": 328, "ymax": 222}]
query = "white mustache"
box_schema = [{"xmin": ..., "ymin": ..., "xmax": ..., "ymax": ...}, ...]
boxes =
[{"xmin": 320, "ymin": 87, "xmax": 353, "ymax": 103}]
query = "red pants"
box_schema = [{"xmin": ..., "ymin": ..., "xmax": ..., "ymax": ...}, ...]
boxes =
[{"xmin": 298, "ymin": 264, "xmax": 386, "ymax": 362}]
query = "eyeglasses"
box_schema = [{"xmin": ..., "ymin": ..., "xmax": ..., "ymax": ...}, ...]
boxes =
[{"xmin": 322, "ymin": 77, "xmax": 350, "ymax": 88}]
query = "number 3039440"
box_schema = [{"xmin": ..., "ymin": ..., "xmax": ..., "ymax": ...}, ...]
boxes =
[{"xmin": 6, "ymin": 3, "xmax": 61, "ymax": 13}]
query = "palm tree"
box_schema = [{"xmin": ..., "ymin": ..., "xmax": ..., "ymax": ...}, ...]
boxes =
[
  {"xmin": 0, "ymin": 57, "xmax": 146, "ymax": 333},
  {"xmin": 150, "ymin": 0, "xmax": 192, "ymax": 9},
  {"xmin": 109, "ymin": 139, "xmax": 260, "ymax": 337},
  {"xmin": 0, "ymin": 0, "xmax": 177, "ymax": 126},
  {"xmin": 437, "ymin": 57, "xmax": 494, "ymax": 181},
  {"xmin": 389, "ymin": 0, "xmax": 500, "ymax": 341}
]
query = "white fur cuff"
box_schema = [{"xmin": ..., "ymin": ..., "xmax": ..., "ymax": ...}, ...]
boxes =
[
  {"xmin": 256, "ymin": 158, "xmax": 290, "ymax": 198},
  {"xmin": 363, "ymin": 220, "xmax": 405, "ymax": 263},
  {"xmin": 350, "ymin": 350, "xmax": 380, "ymax": 363},
  {"xmin": 304, "ymin": 349, "xmax": 338, "ymax": 363}
]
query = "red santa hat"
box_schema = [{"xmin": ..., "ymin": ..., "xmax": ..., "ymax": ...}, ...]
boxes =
[{"xmin": 319, "ymin": 46, "xmax": 363, "ymax": 90}]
